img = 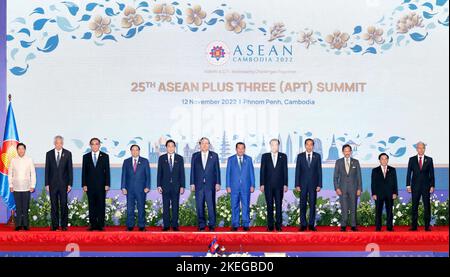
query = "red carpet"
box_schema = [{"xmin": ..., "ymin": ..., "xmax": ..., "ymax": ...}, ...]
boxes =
[{"xmin": 0, "ymin": 225, "xmax": 448, "ymax": 252}]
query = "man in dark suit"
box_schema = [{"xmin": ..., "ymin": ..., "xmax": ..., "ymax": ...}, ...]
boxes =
[
  {"xmin": 295, "ymin": 138, "xmax": 322, "ymax": 232},
  {"xmin": 121, "ymin": 144, "xmax": 150, "ymax": 232},
  {"xmin": 260, "ymin": 138, "xmax": 288, "ymax": 232},
  {"xmin": 406, "ymin": 142, "xmax": 435, "ymax": 231},
  {"xmin": 371, "ymin": 153, "xmax": 398, "ymax": 232},
  {"xmin": 190, "ymin": 137, "xmax": 221, "ymax": 231},
  {"xmin": 157, "ymin": 139, "xmax": 185, "ymax": 231},
  {"xmin": 45, "ymin": 135, "xmax": 73, "ymax": 231},
  {"xmin": 82, "ymin": 137, "xmax": 110, "ymax": 231}
]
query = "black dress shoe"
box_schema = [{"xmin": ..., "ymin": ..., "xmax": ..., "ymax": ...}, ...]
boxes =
[
  {"xmin": 299, "ymin": 226, "xmax": 307, "ymax": 231},
  {"xmin": 387, "ymin": 228, "xmax": 394, "ymax": 232},
  {"xmin": 50, "ymin": 227, "xmax": 58, "ymax": 231},
  {"xmin": 126, "ymin": 227, "xmax": 134, "ymax": 231},
  {"xmin": 409, "ymin": 227, "xmax": 418, "ymax": 231},
  {"xmin": 267, "ymin": 227, "xmax": 274, "ymax": 232},
  {"xmin": 243, "ymin": 227, "xmax": 250, "ymax": 232},
  {"xmin": 139, "ymin": 227, "xmax": 146, "ymax": 232},
  {"xmin": 97, "ymin": 227, "xmax": 105, "ymax": 231},
  {"xmin": 340, "ymin": 226, "xmax": 347, "ymax": 232},
  {"xmin": 162, "ymin": 227, "xmax": 170, "ymax": 231},
  {"xmin": 425, "ymin": 227, "xmax": 432, "ymax": 232},
  {"xmin": 15, "ymin": 226, "xmax": 21, "ymax": 231},
  {"xmin": 23, "ymin": 226, "xmax": 30, "ymax": 231},
  {"xmin": 61, "ymin": 227, "xmax": 68, "ymax": 231},
  {"xmin": 275, "ymin": 227, "xmax": 282, "ymax": 232},
  {"xmin": 231, "ymin": 227, "xmax": 238, "ymax": 232},
  {"xmin": 375, "ymin": 228, "xmax": 382, "ymax": 232},
  {"xmin": 87, "ymin": 227, "xmax": 95, "ymax": 231},
  {"xmin": 308, "ymin": 225, "xmax": 317, "ymax": 232},
  {"xmin": 172, "ymin": 227, "xmax": 180, "ymax": 232},
  {"xmin": 351, "ymin": 227, "xmax": 358, "ymax": 232},
  {"xmin": 198, "ymin": 227, "xmax": 206, "ymax": 232},
  {"xmin": 209, "ymin": 227, "xmax": 215, "ymax": 232}
]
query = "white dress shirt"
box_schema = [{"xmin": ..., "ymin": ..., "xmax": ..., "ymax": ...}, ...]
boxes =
[
  {"xmin": 8, "ymin": 155, "xmax": 36, "ymax": 191},
  {"xmin": 201, "ymin": 151, "xmax": 209, "ymax": 169},
  {"xmin": 92, "ymin": 151, "xmax": 100, "ymax": 164},
  {"xmin": 55, "ymin": 148, "xmax": 63, "ymax": 161},
  {"xmin": 306, "ymin": 151, "xmax": 313, "ymax": 163},
  {"xmin": 272, "ymin": 152, "xmax": 278, "ymax": 167},
  {"xmin": 418, "ymin": 155, "xmax": 425, "ymax": 164}
]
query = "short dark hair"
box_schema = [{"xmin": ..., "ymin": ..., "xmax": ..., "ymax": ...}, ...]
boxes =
[
  {"xmin": 236, "ymin": 142, "xmax": 246, "ymax": 149},
  {"xmin": 16, "ymin": 143, "xmax": 26, "ymax": 150},
  {"xmin": 378, "ymin": 153, "xmax": 389, "ymax": 160},
  {"xmin": 165, "ymin": 139, "xmax": 176, "ymax": 147},
  {"xmin": 89, "ymin": 137, "xmax": 101, "ymax": 145},
  {"xmin": 342, "ymin": 144, "xmax": 352, "ymax": 151},
  {"xmin": 130, "ymin": 144, "xmax": 140, "ymax": 151},
  {"xmin": 304, "ymin": 138, "xmax": 314, "ymax": 146}
]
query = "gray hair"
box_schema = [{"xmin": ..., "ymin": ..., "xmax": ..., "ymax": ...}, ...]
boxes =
[
  {"xmin": 54, "ymin": 135, "xmax": 64, "ymax": 142},
  {"xmin": 416, "ymin": 141, "xmax": 426, "ymax": 148},
  {"xmin": 269, "ymin": 138, "xmax": 280, "ymax": 145},
  {"xmin": 199, "ymin": 137, "xmax": 210, "ymax": 145}
]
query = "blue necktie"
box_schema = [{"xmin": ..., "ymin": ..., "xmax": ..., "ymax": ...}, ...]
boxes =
[
  {"xmin": 93, "ymin": 153, "xmax": 97, "ymax": 167},
  {"xmin": 169, "ymin": 155, "xmax": 173, "ymax": 172},
  {"xmin": 307, "ymin": 154, "xmax": 311, "ymax": 167}
]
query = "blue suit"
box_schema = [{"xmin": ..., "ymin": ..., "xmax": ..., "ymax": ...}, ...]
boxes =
[
  {"xmin": 226, "ymin": 154, "xmax": 255, "ymax": 228},
  {"xmin": 121, "ymin": 156, "xmax": 150, "ymax": 228},
  {"xmin": 295, "ymin": 152, "xmax": 322, "ymax": 227},
  {"xmin": 190, "ymin": 151, "xmax": 221, "ymax": 229}
]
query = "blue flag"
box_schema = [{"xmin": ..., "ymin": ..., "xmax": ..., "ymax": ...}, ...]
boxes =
[{"xmin": 0, "ymin": 101, "xmax": 20, "ymax": 211}]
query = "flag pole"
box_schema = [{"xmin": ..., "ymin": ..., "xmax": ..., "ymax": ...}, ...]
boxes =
[{"xmin": 6, "ymin": 94, "xmax": 15, "ymax": 226}]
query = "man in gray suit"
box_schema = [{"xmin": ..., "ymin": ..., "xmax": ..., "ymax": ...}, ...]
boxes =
[{"xmin": 333, "ymin": 144, "xmax": 362, "ymax": 232}]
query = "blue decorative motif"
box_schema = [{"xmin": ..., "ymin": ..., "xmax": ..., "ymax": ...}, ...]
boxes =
[{"xmin": 6, "ymin": 0, "xmax": 449, "ymax": 76}]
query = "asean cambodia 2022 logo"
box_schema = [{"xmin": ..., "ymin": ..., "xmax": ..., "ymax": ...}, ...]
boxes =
[{"xmin": 206, "ymin": 41, "xmax": 230, "ymax": 66}]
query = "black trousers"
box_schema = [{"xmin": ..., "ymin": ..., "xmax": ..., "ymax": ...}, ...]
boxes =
[
  {"xmin": 375, "ymin": 196, "xmax": 393, "ymax": 230},
  {"xmin": 14, "ymin": 191, "xmax": 30, "ymax": 228},
  {"xmin": 300, "ymin": 187, "xmax": 317, "ymax": 227},
  {"xmin": 87, "ymin": 189, "xmax": 106, "ymax": 229},
  {"xmin": 162, "ymin": 187, "xmax": 180, "ymax": 228},
  {"xmin": 411, "ymin": 188, "xmax": 431, "ymax": 229},
  {"xmin": 50, "ymin": 186, "xmax": 68, "ymax": 228},
  {"xmin": 265, "ymin": 186, "xmax": 283, "ymax": 229}
]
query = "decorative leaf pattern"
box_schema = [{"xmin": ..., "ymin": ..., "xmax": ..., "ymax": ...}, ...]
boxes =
[{"xmin": 6, "ymin": 0, "xmax": 449, "ymax": 77}]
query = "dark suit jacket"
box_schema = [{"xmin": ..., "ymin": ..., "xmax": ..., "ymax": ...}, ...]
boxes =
[
  {"xmin": 45, "ymin": 148, "xmax": 73, "ymax": 188},
  {"xmin": 260, "ymin": 152, "xmax": 288, "ymax": 189},
  {"xmin": 121, "ymin": 156, "xmax": 150, "ymax": 192},
  {"xmin": 371, "ymin": 166, "xmax": 398, "ymax": 197},
  {"xmin": 295, "ymin": 152, "xmax": 322, "ymax": 190},
  {"xmin": 406, "ymin": 155, "xmax": 435, "ymax": 190},
  {"xmin": 190, "ymin": 151, "xmax": 221, "ymax": 188},
  {"xmin": 157, "ymin": 153, "xmax": 185, "ymax": 190},
  {"xmin": 82, "ymin": 151, "xmax": 110, "ymax": 191}
]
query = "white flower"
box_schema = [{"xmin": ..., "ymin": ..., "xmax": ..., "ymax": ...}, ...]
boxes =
[{"xmin": 32, "ymin": 215, "xmax": 38, "ymax": 221}]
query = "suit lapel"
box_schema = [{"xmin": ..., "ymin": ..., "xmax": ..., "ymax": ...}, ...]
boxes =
[
  {"xmin": 422, "ymin": 156, "xmax": 428, "ymax": 171},
  {"xmin": 51, "ymin": 150, "xmax": 57, "ymax": 166},
  {"xmin": 238, "ymin": 155, "xmax": 244, "ymax": 174}
]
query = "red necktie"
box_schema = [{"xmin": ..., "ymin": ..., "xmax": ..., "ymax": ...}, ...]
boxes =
[
  {"xmin": 133, "ymin": 159, "xmax": 137, "ymax": 173},
  {"xmin": 419, "ymin": 157, "xmax": 423, "ymax": 170}
]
